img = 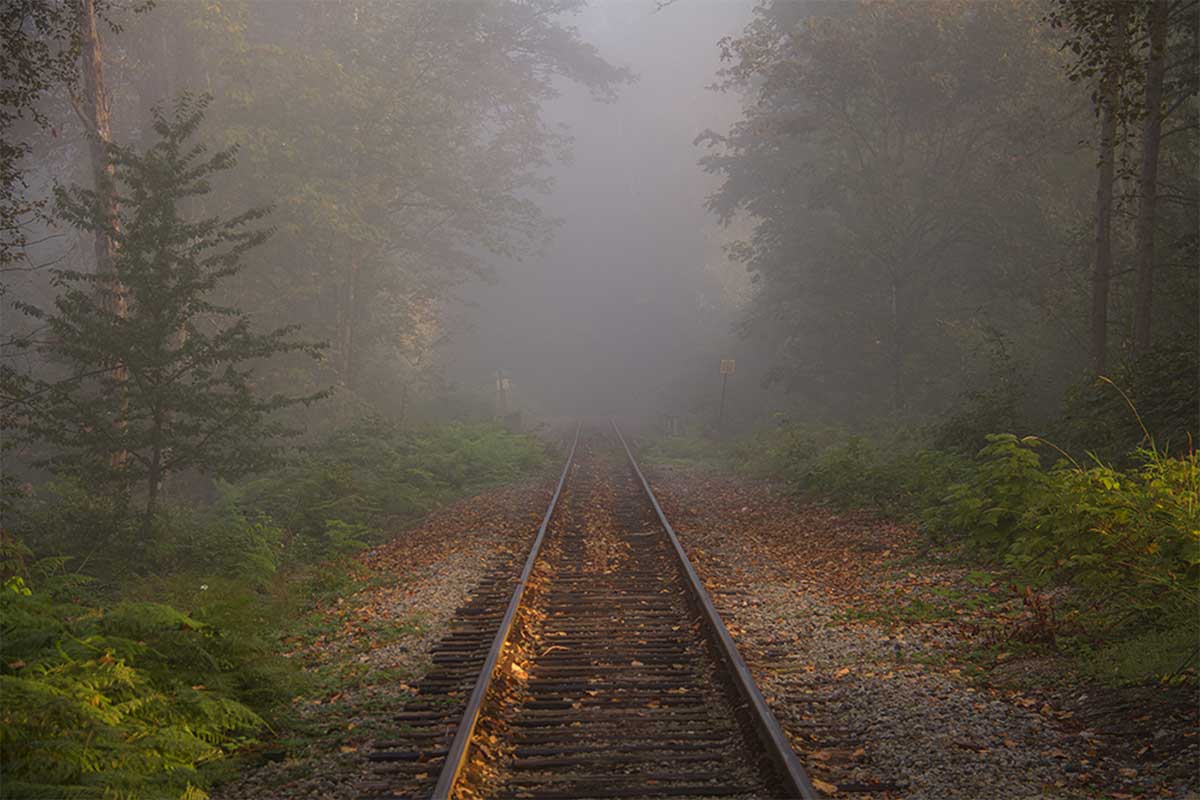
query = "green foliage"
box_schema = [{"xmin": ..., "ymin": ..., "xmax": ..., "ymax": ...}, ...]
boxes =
[
  {"xmin": 637, "ymin": 435, "xmax": 729, "ymax": 470},
  {"xmin": 144, "ymin": 501, "xmax": 285, "ymax": 588},
  {"xmin": 110, "ymin": 0, "xmax": 631, "ymax": 405},
  {"xmin": 924, "ymin": 434, "xmax": 1051, "ymax": 551},
  {"xmin": 1, "ymin": 94, "xmax": 326, "ymax": 523},
  {"xmin": 10, "ymin": 482, "xmax": 285, "ymax": 590},
  {"xmin": 0, "ymin": 562, "xmax": 266, "ymax": 800},
  {"xmin": 929, "ymin": 435, "xmax": 1199, "ymax": 622},
  {"xmin": 1060, "ymin": 343, "xmax": 1199, "ymax": 464},
  {"xmin": 232, "ymin": 418, "xmax": 547, "ymax": 563},
  {"xmin": 1078, "ymin": 624, "xmax": 1198, "ymax": 685},
  {"xmin": 736, "ymin": 424, "xmax": 967, "ymax": 517},
  {"xmin": 4, "ymin": 480, "xmax": 139, "ymax": 581},
  {"xmin": 702, "ymin": 0, "xmax": 1096, "ymax": 418},
  {"xmin": 917, "ymin": 433, "xmax": 1199, "ymax": 682},
  {"xmin": 0, "ymin": 413, "xmax": 548, "ymax": 795},
  {"xmin": 739, "ymin": 409, "xmax": 1198, "ymax": 682}
]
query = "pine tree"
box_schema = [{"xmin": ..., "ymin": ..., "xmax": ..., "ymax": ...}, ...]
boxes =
[{"xmin": 2, "ymin": 94, "xmax": 327, "ymax": 530}]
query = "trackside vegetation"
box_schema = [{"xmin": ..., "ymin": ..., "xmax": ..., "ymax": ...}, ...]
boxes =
[
  {"xmin": 0, "ymin": 99, "xmax": 549, "ymax": 799},
  {"xmin": 648, "ymin": 358, "xmax": 1198, "ymax": 686},
  {"xmin": 0, "ymin": 419, "xmax": 549, "ymax": 799}
]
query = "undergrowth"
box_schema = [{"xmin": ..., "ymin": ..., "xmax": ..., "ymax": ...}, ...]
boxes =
[
  {"xmin": 655, "ymin": 375, "xmax": 1198, "ymax": 685},
  {"xmin": 1, "ymin": 419, "xmax": 549, "ymax": 799}
]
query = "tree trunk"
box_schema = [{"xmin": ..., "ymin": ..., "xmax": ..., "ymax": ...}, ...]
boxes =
[
  {"xmin": 1132, "ymin": 0, "xmax": 1168, "ymax": 356},
  {"xmin": 144, "ymin": 444, "xmax": 162, "ymax": 536},
  {"xmin": 889, "ymin": 276, "xmax": 904, "ymax": 411},
  {"xmin": 1090, "ymin": 3, "xmax": 1129, "ymax": 375},
  {"xmin": 77, "ymin": 0, "xmax": 128, "ymax": 469},
  {"xmin": 338, "ymin": 254, "xmax": 361, "ymax": 392}
]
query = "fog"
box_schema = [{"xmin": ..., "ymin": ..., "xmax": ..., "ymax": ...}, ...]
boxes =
[
  {"xmin": 4, "ymin": 0, "xmax": 1196, "ymax": 442},
  {"xmin": 4, "ymin": 3, "xmax": 1196, "ymax": 795},
  {"xmin": 446, "ymin": 1, "xmax": 753, "ymax": 420}
]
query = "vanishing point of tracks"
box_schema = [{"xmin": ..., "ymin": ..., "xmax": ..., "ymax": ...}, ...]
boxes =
[{"xmin": 364, "ymin": 424, "xmax": 817, "ymax": 800}]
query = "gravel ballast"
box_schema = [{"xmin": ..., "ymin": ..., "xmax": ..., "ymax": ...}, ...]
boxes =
[
  {"xmin": 646, "ymin": 466, "xmax": 1198, "ymax": 800},
  {"xmin": 212, "ymin": 480, "xmax": 551, "ymax": 800}
]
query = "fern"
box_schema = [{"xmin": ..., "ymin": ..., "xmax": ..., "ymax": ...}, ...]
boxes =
[{"xmin": 0, "ymin": 577, "xmax": 262, "ymax": 799}]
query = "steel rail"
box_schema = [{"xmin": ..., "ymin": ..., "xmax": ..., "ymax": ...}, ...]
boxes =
[
  {"xmin": 612, "ymin": 419, "xmax": 820, "ymax": 800},
  {"xmin": 430, "ymin": 422, "xmax": 581, "ymax": 799}
]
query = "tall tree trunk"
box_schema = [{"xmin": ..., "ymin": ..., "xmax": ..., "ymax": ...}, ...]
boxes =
[
  {"xmin": 1133, "ymin": 0, "xmax": 1168, "ymax": 356},
  {"xmin": 77, "ymin": 0, "xmax": 128, "ymax": 470},
  {"xmin": 144, "ymin": 429, "xmax": 163, "ymax": 537},
  {"xmin": 338, "ymin": 254, "xmax": 361, "ymax": 392},
  {"xmin": 1090, "ymin": 3, "xmax": 1129, "ymax": 375},
  {"xmin": 889, "ymin": 276, "xmax": 904, "ymax": 412}
]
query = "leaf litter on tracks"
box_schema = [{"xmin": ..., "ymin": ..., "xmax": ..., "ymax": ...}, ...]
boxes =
[{"xmin": 211, "ymin": 480, "xmax": 553, "ymax": 800}]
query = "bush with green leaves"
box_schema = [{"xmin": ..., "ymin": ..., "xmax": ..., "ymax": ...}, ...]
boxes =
[
  {"xmin": 638, "ymin": 434, "xmax": 730, "ymax": 469},
  {"xmin": 734, "ymin": 423, "xmax": 966, "ymax": 517},
  {"xmin": 232, "ymin": 418, "xmax": 547, "ymax": 563},
  {"xmin": 733, "ymin": 413, "xmax": 1197, "ymax": 681},
  {"xmin": 9, "ymin": 482, "xmax": 285, "ymax": 591},
  {"xmin": 0, "ymin": 546, "xmax": 268, "ymax": 800},
  {"xmin": 1059, "ymin": 343, "xmax": 1198, "ymax": 465},
  {"xmin": 928, "ymin": 435, "xmax": 1199, "ymax": 625}
]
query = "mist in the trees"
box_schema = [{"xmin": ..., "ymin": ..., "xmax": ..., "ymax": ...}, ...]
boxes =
[
  {"xmin": 1, "ymin": 2, "xmax": 1197, "ymax": 797},
  {"xmin": 444, "ymin": 0, "xmax": 754, "ymax": 420}
]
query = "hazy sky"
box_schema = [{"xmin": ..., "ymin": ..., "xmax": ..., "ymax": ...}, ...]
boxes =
[{"xmin": 447, "ymin": 0, "xmax": 754, "ymax": 418}]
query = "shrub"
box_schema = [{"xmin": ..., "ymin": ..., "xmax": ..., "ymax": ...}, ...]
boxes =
[
  {"xmin": 924, "ymin": 434, "xmax": 1050, "ymax": 551},
  {"xmin": 10, "ymin": 484, "xmax": 285, "ymax": 591},
  {"xmin": 639, "ymin": 435, "xmax": 729, "ymax": 469},
  {"xmin": 0, "ymin": 555, "xmax": 265, "ymax": 799},
  {"xmin": 927, "ymin": 435, "xmax": 1199, "ymax": 632},
  {"xmin": 735, "ymin": 423, "xmax": 967, "ymax": 518},
  {"xmin": 144, "ymin": 500, "xmax": 284, "ymax": 588},
  {"xmin": 736, "ymin": 413, "xmax": 1198, "ymax": 682},
  {"xmin": 1059, "ymin": 343, "xmax": 1198, "ymax": 464},
  {"xmin": 231, "ymin": 418, "xmax": 547, "ymax": 564},
  {"xmin": 5, "ymin": 480, "xmax": 140, "ymax": 583}
]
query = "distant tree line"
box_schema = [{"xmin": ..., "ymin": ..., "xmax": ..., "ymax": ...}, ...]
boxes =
[{"xmin": 700, "ymin": 0, "xmax": 1197, "ymax": 440}]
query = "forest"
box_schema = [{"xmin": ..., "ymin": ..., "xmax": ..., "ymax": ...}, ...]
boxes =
[{"xmin": 0, "ymin": 1, "xmax": 1196, "ymax": 798}]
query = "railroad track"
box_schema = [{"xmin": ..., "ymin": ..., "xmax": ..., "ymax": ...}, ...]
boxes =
[{"xmin": 364, "ymin": 423, "xmax": 817, "ymax": 800}]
